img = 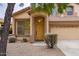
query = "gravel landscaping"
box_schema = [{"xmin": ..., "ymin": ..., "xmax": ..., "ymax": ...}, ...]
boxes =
[{"xmin": 6, "ymin": 42, "xmax": 64, "ymax": 56}]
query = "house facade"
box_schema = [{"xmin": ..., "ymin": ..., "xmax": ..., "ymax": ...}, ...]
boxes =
[{"xmin": 12, "ymin": 3, "xmax": 79, "ymax": 42}]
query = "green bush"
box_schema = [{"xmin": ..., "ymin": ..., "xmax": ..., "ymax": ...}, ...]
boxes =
[
  {"xmin": 9, "ymin": 37, "xmax": 16, "ymax": 43},
  {"xmin": 45, "ymin": 34, "xmax": 57, "ymax": 48}
]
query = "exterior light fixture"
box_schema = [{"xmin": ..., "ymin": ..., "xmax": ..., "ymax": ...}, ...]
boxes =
[{"xmin": 38, "ymin": 19, "xmax": 41, "ymax": 22}]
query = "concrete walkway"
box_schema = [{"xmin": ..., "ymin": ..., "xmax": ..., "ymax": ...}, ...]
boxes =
[
  {"xmin": 6, "ymin": 42, "xmax": 64, "ymax": 56},
  {"xmin": 57, "ymin": 40, "xmax": 79, "ymax": 56}
]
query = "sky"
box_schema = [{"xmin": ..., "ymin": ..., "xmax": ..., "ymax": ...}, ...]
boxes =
[{"xmin": 0, "ymin": 3, "xmax": 30, "ymax": 19}]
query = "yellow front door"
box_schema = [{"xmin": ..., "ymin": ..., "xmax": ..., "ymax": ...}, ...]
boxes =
[{"xmin": 35, "ymin": 17, "xmax": 44, "ymax": 41}]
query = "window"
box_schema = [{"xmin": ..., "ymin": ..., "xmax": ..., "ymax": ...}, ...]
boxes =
[
  {"xmin": 17, "ymin": 21, "xmax": 25, "ymax": 35},
  {"xmin": 17, "ymin": 19, "xmax": 30, "ymax": 36},
  {"xmin": 66, "ymin": 6, "xmax": 73, "ymax": 15},
  {"xmin": 25, "ymin": 20, "xmax": 30, "ymax": 36}
]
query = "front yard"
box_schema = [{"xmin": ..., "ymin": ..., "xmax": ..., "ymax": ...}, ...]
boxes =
[{"xmin": 6, "ymin": 42, "xmax": 64, "ymax": 56}]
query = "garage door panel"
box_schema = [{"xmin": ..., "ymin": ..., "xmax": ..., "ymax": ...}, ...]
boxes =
[{"xmin": 50, "ymin": 27, "xmax": 79, "ymax": 40}]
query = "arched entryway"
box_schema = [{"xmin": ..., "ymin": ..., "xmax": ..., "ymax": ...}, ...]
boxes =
[
  {"xmin": 30, "ymin": 12, "xmax": 48, "ymax": 42},
  {"xmin": 34, "ymin": 16, "xmax": 45, "ymax": 41}
]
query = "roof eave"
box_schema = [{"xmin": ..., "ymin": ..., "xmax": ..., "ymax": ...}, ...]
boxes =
[{"xmin": 12, "ymin": 7, "xmax": 31, "ymax": 17}]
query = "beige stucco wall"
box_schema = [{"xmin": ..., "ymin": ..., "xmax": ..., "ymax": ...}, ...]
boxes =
[
  {"xmin": 12, "ymin": 10, "xmax": 30, "ymax": 34},
  {"xmin": 11, "ymin": 18, "xmax": 14, "ymax": 34},
  {"xmin": 49, "ymin": 16, "xmax": 79, "ymax": 21},
  {"xmin": 12, "ymin": 11, "xmax": 31, "ymax": 41},
  {"xmin": 50, "ymin": 27, "xmax": 79, "ymax": 40},
  {"xmin": 69, "ymin": 3, "xmax": 79, "ymax": 16},
  {"xmin": 13, "ymin": 11, "xmax": 30, "ymax": 19}
]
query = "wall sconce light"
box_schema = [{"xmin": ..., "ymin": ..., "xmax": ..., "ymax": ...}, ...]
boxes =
[{"xmin": 38, "ymin": 19, "xmax": 41, "ymax": 22}]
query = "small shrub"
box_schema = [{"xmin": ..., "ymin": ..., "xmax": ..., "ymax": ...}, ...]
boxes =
[
  {"xmin": 45, "ymin": 34, "xmax": 57, "ymax": 48},
  {"xmin": 23, "ymin": 38, "xmax": 28, "ymax": 42},
  {"xmin": 9, "ymin": 37, "xmax": 16, "ymax": 43}
]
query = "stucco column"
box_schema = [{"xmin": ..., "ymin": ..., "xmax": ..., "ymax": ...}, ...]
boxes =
[
  {"xmin": 30, "ymin": 16, "xmax": 35, "ymax": 42},
  {"xmin": 46, "ymin": 16, "xmax": 49, "ymax": 34},
  {"xmin": 16, "ymin": 21, "xmax": 18, "ymax": 36},
  {"xmin": 30, "ymin": 16, "xmax": 32, "ymax": 35},
  {"xmin": 11, "ymin": 18, "xmax": 15, "ymax": 35}
]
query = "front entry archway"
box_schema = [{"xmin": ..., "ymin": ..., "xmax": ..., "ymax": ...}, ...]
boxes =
[{"xmin": 34, "ymin": 16, "xmax": 45, "ymax": 41}]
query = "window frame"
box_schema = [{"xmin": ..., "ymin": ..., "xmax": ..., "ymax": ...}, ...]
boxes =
[
  {"xmin": 16, "ymin": 19, "xmax": 30, "ymax": 37},
  {"xmin": 66, "ymin": 6, "xmax": 73, "ymax": 16}
]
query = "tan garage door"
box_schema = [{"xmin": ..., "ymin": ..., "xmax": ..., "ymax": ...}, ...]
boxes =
[{"xmin": 50, "ymin": 27, "xmax": 79, "ymax": 40}]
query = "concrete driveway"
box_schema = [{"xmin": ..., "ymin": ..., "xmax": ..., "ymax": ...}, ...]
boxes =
[{"xmin": 57, "ymin": 40, "xmax": 79, "ymax": 56}]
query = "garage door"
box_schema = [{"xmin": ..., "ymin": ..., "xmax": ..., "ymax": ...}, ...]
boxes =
[{"xmin": 50, "ymin": 27, "xmax": 79, "ymax": 40}]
